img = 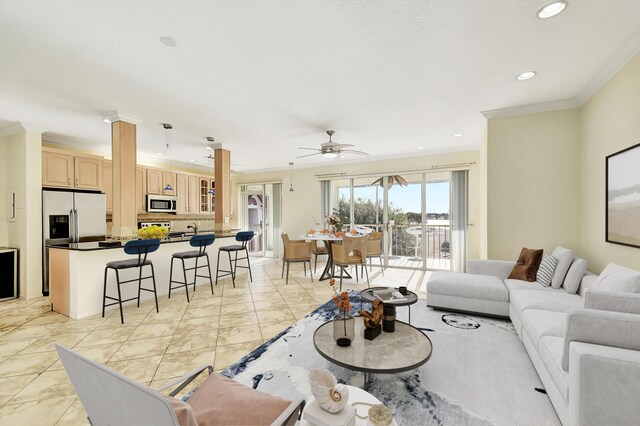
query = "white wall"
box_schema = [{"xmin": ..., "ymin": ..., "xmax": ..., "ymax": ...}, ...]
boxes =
[
  {"xmin": 0, "ymin": 136, "xmax": 8, "ymax": 247},
  {"xmin": 6, "ymin": 130, "xmax": 43, "ymax": 299},
  {"xmin": 234, "ymin": 150, "xmax": 482, "ymax": 259},
  {"xmin": 579, "ymin": 53, "xmax": 640, "ymax": 272}
]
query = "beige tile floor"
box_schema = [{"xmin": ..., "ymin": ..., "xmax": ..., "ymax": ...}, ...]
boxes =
[{"xmin": 0, "ymin": 259, "xmax": 428, "ymax": 425}]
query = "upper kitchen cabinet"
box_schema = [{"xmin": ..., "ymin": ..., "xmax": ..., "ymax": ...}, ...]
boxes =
[
  {"xmin": 146, "ymin": 169, "xmax": 162, "ymax": 195},
  {"xmin": 74, "ymin": 156, "xmax": 102, "ymax": 190},
  {"xmin": 188, "ymin": 175, "xmax": 199, "ymax": 214},
  {"xmin": 136, "ymin": 167, "xmax": 146, "ymax": 213},
  {"xmin": 42, "ymin": 148, "xmax": 102, "ymax": 190},
  {"xmin": 176, "ymin": 173, "xmax": 188, "ymax": 214}
]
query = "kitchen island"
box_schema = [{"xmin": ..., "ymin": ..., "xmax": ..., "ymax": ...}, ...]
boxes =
[{"xmin": 48, "ymin": 233, "xmax": 239, "ymax": 319}]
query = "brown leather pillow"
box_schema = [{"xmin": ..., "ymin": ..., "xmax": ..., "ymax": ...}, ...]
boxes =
[
  {"xmin": 185, "ymin": 372, "xmax": 292, "ymax": 425},
  {"xmin": 508, "ymin": 247, "xmax": 544, "ymax": 282}
]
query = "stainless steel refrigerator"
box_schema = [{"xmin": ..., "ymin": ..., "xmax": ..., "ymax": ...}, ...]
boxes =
[{"xmin": 42, "ymin": 190, "xmax": 106, "ymax": 294}]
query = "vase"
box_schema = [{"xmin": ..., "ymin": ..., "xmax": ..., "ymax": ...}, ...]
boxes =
[{"xmin": 333, "ymin": 315, "xmax": 355, "ymax": 346}]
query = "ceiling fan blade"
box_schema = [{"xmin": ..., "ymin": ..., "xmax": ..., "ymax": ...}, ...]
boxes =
[
  {"xmin": 296, "ymin": 152, "xmax": 322, "ymax": 159},
  {"xmin": 394, "ymin": 175, "xmax": 408, "ymax": 186},
  {"xmin": 339, "ymin": 149, "xmax": 369, "ymax": 157},
  {"xmin": 297, "ymin": 147, "xmax": 320, "ymax": 151},
  {"xmin": 322, "ymin": 142, "xmax": 353, "ymax": 149}
]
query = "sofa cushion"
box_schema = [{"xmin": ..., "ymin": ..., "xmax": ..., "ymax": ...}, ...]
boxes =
[
  {"xmin": 508, "ymin": 248, "xmax": 544, "ymax": 282},
  {"xmin": 510, "ymin": 288, "xmax": 583, "ymax": 316},
  {"xmin": 522, "ymin": 309, "xmax": 567, "ymax": 345},
  {"xmin": 551, "ymin": 247, "xmax": 574, "ymax": 289},
  {"xmin": 584, "ymin": 290, "xmax": 640, "ymax": 315},
  {"xmin": 428, "ymin": 272, "xmax": 508, "ymax": 302},
  {"xmin": 536, "ymin": 255, "xmax": 557, "ymax": 287},
  {"xmin": 504, "ymin": 279, "xmax": 550, "ymax": 295},
  {"xmin": 538, "ymin": 335, "xmax": 569, "ymax": 402},
  {"xmin": 594, "ymin": 263, "xmax": 640, "ymax": 293},
  {"xmin": 563, "ymin": 258, "xmax": 588, "ymax": 294}
]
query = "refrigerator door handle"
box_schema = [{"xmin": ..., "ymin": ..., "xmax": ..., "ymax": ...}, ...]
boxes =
[
  {"xmin": 74, "ymin": 209, "xmax": 79, "ymax": 243},
  {"xmin": 69, "ymin": 209, "xmax": 75, "ymax": 242}
]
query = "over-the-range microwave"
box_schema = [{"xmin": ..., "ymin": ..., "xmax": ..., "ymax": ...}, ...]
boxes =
[{"xmin": 147, "ymin": 195, "xmax": 177, "ymax": 213}]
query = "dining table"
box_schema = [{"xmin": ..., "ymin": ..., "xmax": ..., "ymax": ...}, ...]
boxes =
[{"xmin": 300, "ymin": 233, "xmax": 353, "ymax": 281}]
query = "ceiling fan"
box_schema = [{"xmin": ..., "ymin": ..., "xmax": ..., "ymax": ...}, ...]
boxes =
[{"xmin": 297, "ymin": 130, "xmax": 369, "ymax": 159}]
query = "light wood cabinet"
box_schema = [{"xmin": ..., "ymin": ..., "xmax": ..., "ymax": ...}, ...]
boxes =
[
  {"xmin": 199, "ymin": 177, "xmax": 210, "ymax": 213},
  {"xmin": 146, "ymin": 169, "xmax": 163, "ymax": 195},
  {"xmin": 176, "ymin": 174, "xmax": 188, "ymax": 214},
  {"xmin": 210, "ymin": 180, "xmax": 215, "ymax": 215},
  {"xmin": 188, "ymin": 176, "xmax": 199, "ymax": 214},
  {"xmin": 43, "ymin": 149, "xmax": 102, "ymax": 190},
  {"xmin": 136, "ymin": 167, "xmax": 146, "ymax": 213},
  {"xmin": 102, "ymin": 161, "xmax": 113, "ymax": 213},
  {"xmin": 74, "ymin": 157, "xmax": 101, "ymax": 190},
  {"xmin": 162, "ymin": 172, "xmax": 176, "ymax": 196},
  {"xmin": 42, "ymin": 151, "xmax": 74, "ymax": 188}
]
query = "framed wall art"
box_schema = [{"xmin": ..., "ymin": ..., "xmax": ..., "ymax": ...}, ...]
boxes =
[{"xmin": 606, "ymin": 142, "xmax": 640, "ymax": 248}]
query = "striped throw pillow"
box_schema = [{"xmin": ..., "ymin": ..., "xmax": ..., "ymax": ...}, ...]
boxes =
[{"xmin": 537, "ymin": 255, "xmax": 557, "ymax": 287}]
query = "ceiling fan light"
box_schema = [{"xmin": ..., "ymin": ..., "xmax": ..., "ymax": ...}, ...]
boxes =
[{"xmin": 322, "ymin": 152, "xmax": 338, "ymax": 158}]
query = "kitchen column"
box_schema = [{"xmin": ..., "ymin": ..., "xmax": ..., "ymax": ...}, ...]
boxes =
[
  {"xmin": 214, "ymin": 147, "xmax": 230, "ymax": 228},
  {"xmin": 111, "ymin": 119, "xmax": 138, "ymax": 238}
]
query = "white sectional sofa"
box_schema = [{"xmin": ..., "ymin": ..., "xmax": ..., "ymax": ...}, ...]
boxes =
[{"xmin": 428, "ymin": 260, "xmax": 640, "ymax": 426}]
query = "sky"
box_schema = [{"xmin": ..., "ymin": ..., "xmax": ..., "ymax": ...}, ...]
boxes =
[{"xmin": 339, "ymin": 181, "xmax": 450, "ymax": 214}]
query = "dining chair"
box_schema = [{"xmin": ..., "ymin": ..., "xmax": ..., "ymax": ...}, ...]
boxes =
[
  {"xmin": 332, "ymin": 235, "xmax": 370, "ymax": 290},
  {"xmin": 362, "ymin": 231, "xmax": 384, "ymax": 276},
  {"xmin": 281, "ymin": 233, "xmax": 313, "ymax": 285},
  {"xmin": 311, "ymin": 240, "xmax": 328, "ymax": 273},
  {"xmin": 55, "ymin": 344, "xmax": 305, "ymax": 426}
]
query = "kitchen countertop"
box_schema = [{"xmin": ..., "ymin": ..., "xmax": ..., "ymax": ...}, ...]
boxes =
[{"xmin": 47, "ymin": 232, "xmax": 238, "ymax": 252}]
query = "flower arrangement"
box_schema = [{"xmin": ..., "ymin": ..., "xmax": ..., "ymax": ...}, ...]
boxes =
[
  {"xmin": 325, "ymin": 209, "xmax": 343, "ymax": 232},
  {"xmin": 329, "ymin": 279, "xmax": 351, "ymax": 318}
]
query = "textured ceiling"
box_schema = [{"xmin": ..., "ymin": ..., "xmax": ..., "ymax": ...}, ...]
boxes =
[{"xmin": 0, "ymin": 0, "xmax": 639, "ymax": 172}]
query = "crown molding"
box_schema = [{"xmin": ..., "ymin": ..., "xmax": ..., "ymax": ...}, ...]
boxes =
[
  {"xmin": 101, "ymin": 111, "xmax": 143, "ymax": 125},
  {"xmin": 483, "ymin": 31, "xmax": 640, "ymax": 120},
  {"xmin": 0, "ymin": 121, "xmax": 26, "ymax": 136},
  {"xmin": 41, "ymin": 134, "xmax": 91, "ymax": 149},
  {"xmin": 481, "ymin": 98, "xmax": 579, "ymax": 119}
]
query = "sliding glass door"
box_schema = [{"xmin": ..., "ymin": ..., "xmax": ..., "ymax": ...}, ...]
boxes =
[{"xmin": 323, "ymin": 170, "xmax": 463, "ymax": 271}]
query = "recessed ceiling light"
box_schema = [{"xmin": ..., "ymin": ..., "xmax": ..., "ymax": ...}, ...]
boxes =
[
  {"xmin": 516, "ymin": 71, "xmax": 537, "ymax": 81},
  {"xmin": 160, "ymin": 37, "xmax": 177, "ymax": 47},
  {"xmin": 205, "ymin": 146, "xmax": 212, "ymax": 150},
  {"xmin": 157, "ymin": 152, "xmax": 163, "ymax": 156},
  {"xmin": 102, "ymin": 118, "xmax": 111, "ymax": 124},
  {"xmin": 417, "ymin": 146, "xmax": 425, "ymax": 150},
  {"xmin": 189, "ymin": 159, "xmax": 195, "ymax": 162},
  {"xmin": 452, "ymin": 133, "xmax": 463, "ymax": 138},
  {"xmin": 538, "ymin": 1, "xmax": 568, "ymax": 19}
]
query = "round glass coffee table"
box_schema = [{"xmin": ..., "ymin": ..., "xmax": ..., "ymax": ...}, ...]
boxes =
[
  {"xmin": 360, "ymin": 287, "xmax": 419, "ymax": 324},
  {"xmin": 313, "ymin": 318, "xmax": 432, "ymax": 390}
]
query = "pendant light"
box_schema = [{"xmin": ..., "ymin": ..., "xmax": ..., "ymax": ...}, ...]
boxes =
[
  {"xmin": 163, "ymin": 123, "xmax": 173, "ymax": 191},
  {"xmin": 289, "ymin": 162, "xmax": 295, "ymax": 192}
]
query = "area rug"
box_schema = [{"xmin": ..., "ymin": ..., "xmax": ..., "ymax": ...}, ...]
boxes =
[{"xmin": 222, "ymin": 293, "xmax": 560, "ymax": 426}]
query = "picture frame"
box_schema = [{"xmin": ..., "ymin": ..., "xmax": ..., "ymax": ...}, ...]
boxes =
[{"xmin": 606, "ymin": 142, "xmax": 640, "ymax": 248}]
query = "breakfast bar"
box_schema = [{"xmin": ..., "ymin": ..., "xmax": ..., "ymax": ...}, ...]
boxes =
[{"xmin": 47, "ymin": 233, "xmax": 237, "ymax": 319}]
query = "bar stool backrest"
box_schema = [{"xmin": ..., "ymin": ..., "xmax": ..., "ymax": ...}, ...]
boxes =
[
  {"xmin": 190, "ymin": 234, "xmax": 216, "ymax": 256},
  {"xmin": 123, "ymin": 239, "xmax": 161, "ymax": 265},
  {"xmin": 235, "ymin": 231, "xmax": 254, "ymax": 249}
]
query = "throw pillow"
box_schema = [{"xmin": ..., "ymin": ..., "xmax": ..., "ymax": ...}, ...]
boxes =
[
  {"xmin": 551, "ymin": 246, "xmax": 574, "ymax": 289},
  {"xmin": 536, "ymin": 255, "xmax": 557, "ymax": 287},
  {"xmin": 594, "ymin": 263, "xmax": 640, "ymax": 293},
  {"xmin": 167, "ymin": 397, "xmax": 198, "ymax": 426},
  {"xmin": 563, "ymin": 258, "xmax": 588, "ymax": 294},
  {"xmin": 508, "ymin": 247, "xmax": 544, "ymax": 282}
]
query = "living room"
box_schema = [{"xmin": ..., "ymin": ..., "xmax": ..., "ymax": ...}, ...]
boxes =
[{"xmin": 1, "ymin": 1, "xmax": 640, "ymax": 425}]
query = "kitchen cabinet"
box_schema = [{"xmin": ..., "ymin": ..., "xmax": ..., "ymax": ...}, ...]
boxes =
[
  {"xmin": 199, "ymin": 177, "xmax": 210, "ymax": 213},
  {"xmin": 136, "ymin": 167, "xmax": 146, "ymax": 213},
  {"xmin": 162, "ymin": 172, "xmax": 176, "ymax": 196},
  {"xmin": 74, "ymin": 157, "xmax": 102, "ymax": 190},
  {"xmin": 42, "ymin": 149, "xmax": 102, "ymax": 190},
  {"xmin": 176, "ymin": 173, "xmax": 188, "ymax": 214},
  {"xmin": 210, "ymin": 180, "xmax": 215, "ymax": 215},
  {"xmin": 188, "ymin": 176, "xmax": 199, "ymax": 213},
  {"xmin": 102, "ymin": 160, "xmax": 113, "ymax": 213},
  {"xmin": 146, "ymin": 169, "xmax": 163, "ymax": 195}
]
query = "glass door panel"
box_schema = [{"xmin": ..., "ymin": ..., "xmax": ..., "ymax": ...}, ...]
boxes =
[
  {"xmin": 331, "ymin": 178, "xmax": 351, "ymax": 230},
  {"xmin": 352, "ymin": 177, "xmax": 383, "ymax": 232},
  {"xmin": 239, "ymin": 183, "xmax": 281, "ymax": 258},
  {"xmin": 426, "ymin": 172, "xmax": 451, "ymax": 270},
  {"xmin": 385, "ymin": 173, "xmax": 424, "ymax": 269}
]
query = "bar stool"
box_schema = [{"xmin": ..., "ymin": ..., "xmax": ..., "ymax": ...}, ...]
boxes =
[
  {"xmin": 102, "ymin": 239, "xmax": 160, "ymax": 324},
  {"xmin": 215, "ymin": 231, "xmax": 254, "ymax": 288},
  {"xmin": 169, "ymin": 234, "xmax": 215, "ymax": 302}
]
